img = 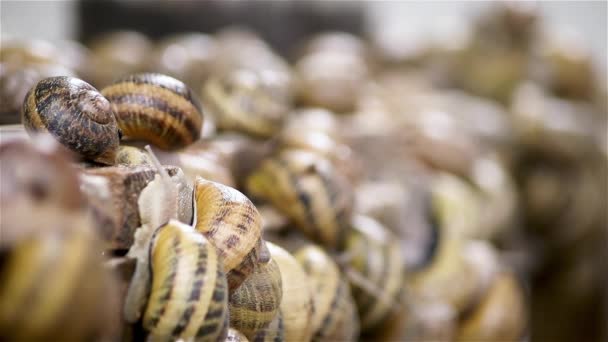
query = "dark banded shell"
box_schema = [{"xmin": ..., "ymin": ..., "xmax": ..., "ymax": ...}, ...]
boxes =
[
  {"xmin": 194, "ymin": 177, "xmax": 263, "ymax": 291},
  {"xmin": 229, "ymin": 256, "xmax": 282, "ymax": 340},
  {"xmin": 101, "ymin": 73, "xmax": 203, "ymax": 150},
  {"xmin": 345, "ymin": 215, "xmax": 404, "ymax": 331},
  {"xmin": 143, "ymin": 220, "xmax": 229, "ymax": 341},
  {"xmin": 295, "ymin": 245, "xmax": 360, "ymax": 342},
  {"xmin": 0, "ymin": 228, "xmax": 120, "ymax": 341},
  {"xmin": 21, "ymin": 76, "xmax": 121, "ymax": 165},
  {"xmin": 246, "ymin": 149, "xmax": 354, "ymax": 250}
]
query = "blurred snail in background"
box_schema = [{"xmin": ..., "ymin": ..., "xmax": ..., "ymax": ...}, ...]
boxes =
[
  {"xmin": 125, "ymin": 220, "xmax": 229, "ymax": 341},
  {"xmin": 343, "ymin": 215, "xmax": 404, "ymax": 332},
  {"xmin": 266, "ymin": 242, "xmax": 314, "ymax": 342},
  {"xmin": 203, "ymin": 68, "xmax": 292, "ymax": 138},
  {"xmin": 294, "ymin": 245, "xmax": 360, "ymax": 341},
  {"xmin": 228, "ymin": 253, "xmax": 282, "ymax": 340},
  {"xmin": 101, "ymin": 73, "xmax": 204, "ymax": 150},
  {"xmin": 246, "ymin": 149, "xmax": 354, "ymax": 250},
  {"xmin": 21, "ymin": 76, "xmax": 121, "ymax": 165},
  {"xmin": 194, "ymin": 177, "xmax": 264, "ymax": 291},
  {"xmin": 87, "ymin": 31, "xmax": 152, "ymax": 88}
]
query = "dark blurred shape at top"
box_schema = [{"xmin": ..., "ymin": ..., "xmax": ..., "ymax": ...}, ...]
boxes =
[{"xmin": 77, "ymin": 0, "xmax": 365, "ymax": 58}]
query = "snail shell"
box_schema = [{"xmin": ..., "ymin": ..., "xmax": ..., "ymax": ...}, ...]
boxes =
[
  {"xmin": 21, "ymin": 76, "xmax": 121, "ymax": 165},
  {"xmin": 229, "ymin": 255, "xmax": 283, "ymax": 340},
  {"xmin": 139, "ymin": 220, "xmax": 229, "ymax": 341},
  {"xmin": 101, "ymin": 73, "xmax": 204, "ymax": 150},
  {"xmin": 115, "ymin": 145, "xmax": 151, "ymax": 166},
  {"xmin": 203, "ymin": 68, "xmax": 291, "ymax": 138},
  {"xmin": 344, "ymin": 215, "xmax": 405, "ymax": 331},
  {"xmin": 0, "ymin": 228, "xmax": 120, "ymax": 341},
  {"xmin": 246, "ymin": 149, "xmax": 354, "ymax": 250},
  {"xmin": 294, "ymin": 245, "xmax": 360, "ymax": 342},
  {"xmin": 226, "ymin": 328, "xmax": 250, "ymax": 342},
  {"xmin": 252, "ymin": 310, "xmax": 285, "ymax": 342},
  {"xmin": 194, "ymin": 177, "xmax": 263, "ymax": 291},
  {"xmin": 266, "ymin": 241, "xmax": 314, "ymax": 342}
]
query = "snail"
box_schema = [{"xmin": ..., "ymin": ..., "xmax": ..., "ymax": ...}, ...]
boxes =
[
  {"xmin": 0, "ymin": 227, "xmax": 120, "ymax": 341},
  {"xmin": 343, "ymin": 215, "xmax": 404, "ymax": 331},
  {"xmin": 194, "ymin": 177, "xmax": 264, "ymax": 291},
  {"xmin": 294, "ymin": 245, "xmax": 360, "ymax": 341},
  {"xmin": 101, "ymin": 73, "xmax": 204, "ymax": 150},
  {"xmin": 228, "ymin": 253, "xmax": 283, "ymax": 340},
  {"xmin": 266, "ymin": 241, "xmax": 314, "ymax": 342},
  {"xmin": 21, "ymin": 76, "xmax": 121, "ymax": 165},
  {"xmin": 125, "ymin": 220, "xmax": 229, "ymax": 341},
  {"xmin": 246, "ymin": 149, "xmax": 354, "ymax": 250},
  {"xmin": 115, "ymin": 145, "xmax": 152, "ymax": 166},
  {"xmin": 226, "ymin": 328, "xmax": 249, "ymax": 342},
  {"xmin": 203, "ymin": 68, "xmax": 291, "ymax": 138}
]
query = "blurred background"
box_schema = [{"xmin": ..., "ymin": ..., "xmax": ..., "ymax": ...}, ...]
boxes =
[{"xmin": 1, "ymin": 1, "xmax": 607, "ymax": 342}]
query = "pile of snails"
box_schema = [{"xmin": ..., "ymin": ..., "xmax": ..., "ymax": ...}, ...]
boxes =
[{"xmin": 1, "ymin": 2, "xmax": 606, "ymax": 341}]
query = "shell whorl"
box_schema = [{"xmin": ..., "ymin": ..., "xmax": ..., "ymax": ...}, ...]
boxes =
[
  {"xmin": 101, "ymin": 73, "xmax": 204, "ymax": 150},
  {"xmin": 21, "ymin": 76, "xmax": 121, "ymax": 165},
  {"xmin": 295, "ymin": 245, "xmax": 360, "ymax": 342},
  {"xmin": 229, "ymin": 256, "xmax": 283, "ymax": 340},
  {"xmin": 246, "ymin": 149, "xmax": 353, "ymax": 250},
  {"xmin": 142, "ymin": 220, "xmax": 229, "ymax": 341},
  {"xmin": 194, "ymin": 177, "xmax": 263, "ymax": 291}
]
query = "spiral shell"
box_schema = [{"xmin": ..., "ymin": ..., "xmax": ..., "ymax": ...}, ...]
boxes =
[
  {"xmin": 203, "ymin": 68, "xmax": 291, "ymax": 138},
  {"xmin": 194, "ymin": 177, "xmax": 263, "ymax": 291},
  {"xmin": 101, "ymin": 73, "xmax": 204, "ymax": 150},
  {"xmin": 139, "ymin": 220, "xmax": 229, "ymax": 341},
  {"xmin": 21, "ymin": 76, "xmax": 121, "ymax": 165},
  {"xmin": 344, "ymin": 215, "xmax": 404, "ymax": 331},
  {"xmin": 295, "ymin": 245, "xmax": 360, "ymax": 342},
  {"xmin": 266, "ymin": 242, "xmax": 314, "ymax": 342},
  {"xmin": 0, "ymin": 228, "xmax": 120, "ymax": 341},
  {"xmin": 229, "ymin": 256, "xmax": 283, "ymax": 340},
  {"xmin": 246, "ymin": 149, "xmax": 354, "ymax": 250}
]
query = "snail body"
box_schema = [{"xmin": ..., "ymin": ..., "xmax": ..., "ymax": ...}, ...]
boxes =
[
  {"xmin": 229, "ymin": 256, "xmax": 283, "ymax": 339},
  {"xmin": 137, "ymin": 220, "xmax": 229, "ymax": 341},
  {"xmin": 21, "ymin": 76, "xmax": 121, "ymax": 165},
  {"xmin": 344, "ymin": 215, "xmax": 405, "ymax": 331},
  {"xmin": 194, "ymin": 177, "xmax": 263, "ymax": 291},
  {"xmin": 246, "ymin": 149, "xmax": 353, "ymax": 250},
  {"xmin": 101, "ymin": 73, "xmax": 203, "ymax": 150},
  {"xmin": 295, "ymin": 245, "xmax": 360, "ymax": 342},
  {"xmin": 267, "ymin": 242, "xmax": 314, "ymax": 342}
]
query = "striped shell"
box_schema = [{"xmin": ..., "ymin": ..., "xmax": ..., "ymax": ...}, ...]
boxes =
[
  {"xmin": 246, "ymin": 149, "xmax": 353, "ymax": 250},
  {"xmin": 267, "ymin": 242, "xmax": 314, "ymax": 342},
  {"xmin": 295, "ymin": 245, "xmax": 360, "ymax": 342},
  {"xmin": 229, "ymin": 256, "xmax": 283, "ymax": 340},
  {"xmin": 142, "ymin": 220, "xmax": 229, "ymax": 341},
  {"xmin": 21, "ymin": 76, "xmax": 121, "ymax": 165},
  {"xmin": 194, "ymin": 177, "xmax": 263, "ymax": 291},
  {"xmin": 345, "ymin": 215, "xmax": 404, "ymax": 331},
  {"xmin": 101, "ymin": 73, "xmax": 203, "ymax": 150},
  {"xmin": 203, "ymin": 69, "xmax": 291, "ymax": 138},
  {"xmin": 0, "ymin": 229, "xmax": 120, "ymax": 341}
]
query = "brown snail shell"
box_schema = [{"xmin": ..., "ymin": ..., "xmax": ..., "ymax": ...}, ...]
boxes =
[
  {"xmin": 135, "ymin": 220, "xmax": 229, "ymax": 341},
  {"xmin": 21, "ymin": 76, "xmax": 121, "ymax": 165},
  {"xmin": 194, "ymin": 177, "xmax": 263, "ymax": 291},
  {"xmin": 246, "ymin": 149, "xmax": 354, "ymax": 250},
  {"xmin": 0, "ymin": 228, "xmax": 121, "ymax": 341},
  {"xmin": 295, "ymin": 245, "xmax": 360, "ymax": 342},
  {"xmin": 101, "ymin": 73, "xmax": 204, "ymax": 150},
  {"xmin": 229, "ymin": 255, "xmax": 283, "ymax": 340},
  {"xmin": 267, "ymin": 241, "xmax": 314, "ymax": 342}
]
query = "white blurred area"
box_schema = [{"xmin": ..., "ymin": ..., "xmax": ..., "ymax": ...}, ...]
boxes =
[{"xmin": 1, "ymin": 1, "xmax": 606, "ymax": 68}]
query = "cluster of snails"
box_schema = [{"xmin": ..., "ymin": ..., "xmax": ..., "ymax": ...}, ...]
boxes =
[{"xmin": 2, "ymin": 2, "xmax": 607, "ymax": 341}]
